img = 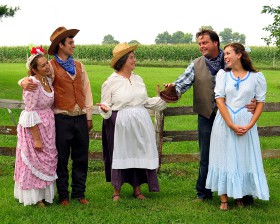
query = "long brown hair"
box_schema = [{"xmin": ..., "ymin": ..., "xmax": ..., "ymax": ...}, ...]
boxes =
[{"xmin": 224, "ymin": 43, "xmax": 257, "ymax": 72}]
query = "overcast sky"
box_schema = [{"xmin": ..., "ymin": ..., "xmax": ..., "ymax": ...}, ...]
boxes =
[{"xmin": 0, "ymin": 0, "xmax": 278, "ymax": 46}]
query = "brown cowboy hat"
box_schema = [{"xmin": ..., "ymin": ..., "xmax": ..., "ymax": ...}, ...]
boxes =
[
  {"xmin": 111, "ymin": 43, "xmax": 138, "ymax": 68},
  {"xmin": 48, "ymin": 26, "xmax": 79, "ymax": 55},
  {"xmin": 159, "ymin": 84, "xmax": 179, "ymax": 103}
]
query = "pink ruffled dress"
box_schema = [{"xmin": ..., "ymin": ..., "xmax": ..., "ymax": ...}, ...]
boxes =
[{"xmin": 14, "ymin": 76, "xmax": 58, "ymax": 206}]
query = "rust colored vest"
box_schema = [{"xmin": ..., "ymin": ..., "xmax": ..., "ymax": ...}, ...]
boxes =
[
  {"xmin": 51, "ymin": 59, "xmax": 85, "ymax": 111},
  {"xmin": 193, "ymin": 56, "xmax": 216, "ymax": 119}
]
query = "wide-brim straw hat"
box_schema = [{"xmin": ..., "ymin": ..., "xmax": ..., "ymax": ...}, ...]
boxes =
[
  {"xmin": 111, "ymin": 43, "xmax": 138, "ymax": 68},
  {"xmin": 48, "ymin": 26, "xmax": 79, "ymax": 55}
]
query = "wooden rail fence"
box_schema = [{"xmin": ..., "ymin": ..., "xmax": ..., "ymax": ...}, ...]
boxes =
[{"xmin": 1, "ymin": 99, "xmax": 280, "ymax": 166}]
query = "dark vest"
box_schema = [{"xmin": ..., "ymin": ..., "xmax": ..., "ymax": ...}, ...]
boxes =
[
  {"xmin": 50, "ymin": 59, "xmax": 85, "ymax": 111},
  {"xmin": 193, "ymin": 56, "xmax": 216, "ymax": 119}
]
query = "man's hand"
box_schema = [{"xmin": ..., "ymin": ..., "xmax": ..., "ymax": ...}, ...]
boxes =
[
  {"xmin": 87, "ymin": 120, "xmax": 93, "ymax": 131},
  {"xmin": 245, "ymin": 98, "xmax": 256, "ymax": 114},
  {"xmin": 163, "ymin": 83, "xmax": 175, "ymax": 89},
  {"xmin": 21, "ymin": 77, "xmax": 38, "ymax": 91}
]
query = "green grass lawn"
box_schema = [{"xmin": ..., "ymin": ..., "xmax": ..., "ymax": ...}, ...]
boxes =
[
  {"xmin": 1, "ymin": 157, "xmax": 280, "ymax": 224},
  {"xmin": 0, "ymin": 64, "xmax": 280, "ymax": 223}
]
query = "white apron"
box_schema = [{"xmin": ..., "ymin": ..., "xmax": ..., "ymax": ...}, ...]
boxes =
[{"xmin": 112, "ymin": 106, "xmax": 159, "ymax": 170}]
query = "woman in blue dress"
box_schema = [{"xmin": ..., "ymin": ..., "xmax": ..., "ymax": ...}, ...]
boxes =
[{"xmin": 206, "ymin": 43, "xmax": 269, "ymax": 210}]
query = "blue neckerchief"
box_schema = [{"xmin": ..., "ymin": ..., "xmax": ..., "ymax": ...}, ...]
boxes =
[
  {"xmin": 55, "ymin": 54, "xmax": 76, "ymax": 76},
  {"xmin": 204, "ymin": 50, "xmax": 224, "ymax": 76}
]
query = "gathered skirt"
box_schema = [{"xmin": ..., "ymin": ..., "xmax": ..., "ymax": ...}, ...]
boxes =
[
  {"xmin": 206, "ymin": 109, "xmax": 269, "ymax": 200},
  {"xmin": 14, "ymin": 109, "xmax": 57, "ymax": 205},
  {"xmin": 102, "ymin": 107, "xmax": 159, "ymax": 191}
]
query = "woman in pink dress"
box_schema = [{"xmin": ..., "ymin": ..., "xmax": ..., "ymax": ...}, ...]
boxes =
[{"xmin": 14, "ymin": 47, "xmax": 58, "ymax": 206}]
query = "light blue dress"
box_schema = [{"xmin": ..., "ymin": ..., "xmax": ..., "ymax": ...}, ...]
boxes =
[{"xmin": 206, "ymin": 69, "xmax": 269, "ymax": 200}]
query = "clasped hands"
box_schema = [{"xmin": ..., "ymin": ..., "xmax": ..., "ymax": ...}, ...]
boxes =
[{"xmin": 231, "ymin": 124, "xmax": 252, "ymax": 136}]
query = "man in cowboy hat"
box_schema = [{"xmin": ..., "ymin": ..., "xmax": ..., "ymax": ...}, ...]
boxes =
[{"xmin": 19, "ymin": 26, "xmax": 93, "ymax": 206}]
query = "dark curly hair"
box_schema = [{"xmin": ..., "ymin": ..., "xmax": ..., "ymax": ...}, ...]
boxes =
[{"xmin": 196, "ymin": 29, "xmax": 220, "ymax": 48}]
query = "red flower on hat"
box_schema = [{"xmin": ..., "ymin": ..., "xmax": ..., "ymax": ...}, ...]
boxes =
[{"xmin": 30, "ymin": 46, "xmax": 46, "ymax": 55}]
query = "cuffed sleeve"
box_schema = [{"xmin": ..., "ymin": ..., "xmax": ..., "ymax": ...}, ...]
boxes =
[
  {"xmin": 81, "ymin": 64, "xmax": 94, "ymax": 120},
  {"xmin": 144, "ymin": 97, "xmax": 166, "ymax": 111},
  {"xmin": 175, "ymin": 62, "xmax": 195, "ymax": 95},
  {"xmin": 99, "ymin": 81, "xmax": 113, "ymax": 119}
]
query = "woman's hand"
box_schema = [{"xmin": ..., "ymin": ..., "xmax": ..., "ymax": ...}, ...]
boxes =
[
  {"xmin": 230, "ymin": 124, "xmax": 252, "ymax": 136},
  {"xmin": 34, "ymin": 139, "xmax": 43, "ymax": 151},
  {"xmin": 96, "ymin": 103, "xmax": 109, "ymax": 113}
]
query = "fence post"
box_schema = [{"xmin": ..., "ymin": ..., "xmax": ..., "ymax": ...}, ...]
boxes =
[
  {"xmin": 155, "ymin": 110, "xmax": 164, "ymax": 173},
  {"xmin": 273, "ymin": 51, "xmax": 276, "ymax": 68},
  {"xmin": 155, "ymin": 85, "xmax": 164, "ymax": 172}
]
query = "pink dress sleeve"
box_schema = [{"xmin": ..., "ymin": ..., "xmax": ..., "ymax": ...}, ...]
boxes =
[{"xmin": 18, "ymin": 86, "xmax": 42, "ymax": 127}]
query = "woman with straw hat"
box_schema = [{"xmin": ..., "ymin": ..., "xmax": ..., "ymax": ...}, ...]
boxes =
[{"xmin": 97, "ymin": 43, "xmax": 166, "ymax": 201}]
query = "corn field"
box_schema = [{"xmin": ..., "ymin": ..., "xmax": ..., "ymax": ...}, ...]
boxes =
[{"xmin": 0, "ymin": 44, "xmax": 279, "ymax": 69}]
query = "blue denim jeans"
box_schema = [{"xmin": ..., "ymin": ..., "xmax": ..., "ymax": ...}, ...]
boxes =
[{"xmin": 196, "ymin": 112, "xmax": 216, "ymax": 199}]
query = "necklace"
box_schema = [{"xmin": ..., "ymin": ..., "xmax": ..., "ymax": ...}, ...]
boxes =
[{"xmin": 36, "ymin": 74, "xmax": 48, "ymax": 86}]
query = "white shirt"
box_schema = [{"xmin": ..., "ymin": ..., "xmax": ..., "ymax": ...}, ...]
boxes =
[{"xmin": 99, "ymin": 72, "xmax": 166, "ymax": 119}]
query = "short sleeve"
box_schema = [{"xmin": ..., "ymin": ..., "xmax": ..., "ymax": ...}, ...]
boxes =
[
  {"xmin": 18, "ymin": 110, "xmax": 42, "ymax": 127},
  {"xmin": 214, "ymin": 69, "xmax": 227, "ymax": 99},
  {"xmin": 255, "ymin": 72, "xmax": 267, "ymax": 102},
  {"xmin": 18, "ymin": 81, "xmax": 42, "ymax": 127}
]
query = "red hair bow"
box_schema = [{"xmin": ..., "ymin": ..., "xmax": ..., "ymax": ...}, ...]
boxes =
[{"xmin": 30, "ymin": 46, "xmax": 45, "ymax": 55}]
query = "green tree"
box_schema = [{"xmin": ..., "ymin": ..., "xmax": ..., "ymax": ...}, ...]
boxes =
[
  {"xmin": 199, "ymin": 25, "xmax": 214, "ymax": 31},
  {"xmin": 128, "ymin": 40, "xmax": 140, "ymax": 45},
  {"xmin": 156, "ymin": 31, "xmax": 193, "ymax": 44},
  {"xmin": 171, "ymin": 31, "xmax": 193, "ymax": 44},
  {"xmin": 262, "ymin": 4, "xmax": 280, "ymax": 48},
  {"xmin": 232, "ymin": 32, "xmax": 246, "ymax": 44},
  {"xmin": 219, "ymin": 28, "xmax": 246, "ymax": 44},
  {"xmin": 0, "ymin": 5, "xmax": 20, "ymax": 21},
  {"xmin": 182, "ymin": 33, "xmax": 193, "ymax": 43},
  {"xmin": 219, "ymin": 28, "xmax": 233, "ymax": 44},
  {"xmin": 155, "ymin": 31, "xmax": 172, "ymax": 44},
  {"xmin": 102, "ymin": 34, "xmax": 119, "ymax": 45},
  {"xmin": 171, "ymin": 31, "xmax": 184, "ymax": 44}
]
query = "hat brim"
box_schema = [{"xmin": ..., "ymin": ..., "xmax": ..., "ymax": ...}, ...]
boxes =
[
  {"xmin": 48, "ymin": 29, "xmax": 80, "ymax": 55},
  {"xmin": 159, "ymin": 91, "xmax": 179, "ymax": 103},
  {"xmin": 111, "ymin": 45, "xmax": 138, "ymax": 68}
]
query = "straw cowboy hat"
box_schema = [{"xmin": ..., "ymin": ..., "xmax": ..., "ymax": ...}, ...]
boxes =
[
  {"xmin": 48, "ymin": 26, "xmax": 79, "ymax": 55},
  {"xmin": 111, "ymin": 43, "xmax": 138, "ymax": 68}
]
